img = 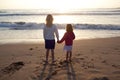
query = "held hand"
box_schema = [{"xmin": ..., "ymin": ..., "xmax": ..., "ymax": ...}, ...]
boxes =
[{"xmin": 57, "ymin": 40, "xmax": 60, "ymax": 43}]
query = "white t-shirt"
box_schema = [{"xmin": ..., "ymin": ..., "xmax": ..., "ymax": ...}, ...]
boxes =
[{"xmin": 43, "ymin": 24, "xmax": 59, "ymax": 40}]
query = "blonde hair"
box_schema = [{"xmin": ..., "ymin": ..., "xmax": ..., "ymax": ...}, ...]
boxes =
[
  {"xmin": 46, "ymin": 14, "xmax": 53, "ymax": 27},
  {"xmin": 66, "ymin": 24, "xmax": 73, "ymax": 32}
]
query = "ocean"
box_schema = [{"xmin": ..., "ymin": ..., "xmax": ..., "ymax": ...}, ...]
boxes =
[{"xmin": 0, "ymin": 8, "xmax": 120, "ymax": 44}]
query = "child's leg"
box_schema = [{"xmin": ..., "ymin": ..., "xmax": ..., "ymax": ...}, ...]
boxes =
[
  {"xmin": 46, "ymin": 49, "xmax": 49, "ymax": 62},
  {"xmin": 69, "ymin": 51, "xmax": 72, "ymax": 61},
  {"xmin": 51, "ymin": 49, "xmax": 55, "ymax": 62},
  {"xmin": 66, "ymin": 51, "xmax": 69, "ymax": 61}
]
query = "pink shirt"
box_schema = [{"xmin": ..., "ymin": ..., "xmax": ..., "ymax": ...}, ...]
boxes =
[{"xmin": 58, "ymin": 32, "xmax": 75, "ymax": 46}]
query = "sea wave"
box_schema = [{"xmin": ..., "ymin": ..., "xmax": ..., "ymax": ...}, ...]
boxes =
[
  {"xmin": 0, "ymin": 22, "xmax": 120, "ymax": 30},
  {"xmin": 0, "ymin": 8, "xmax": 120, "ymax": 16},
  {"xmin": 0, "ymin": 12, "xmax": 120, "ymax": 16}
]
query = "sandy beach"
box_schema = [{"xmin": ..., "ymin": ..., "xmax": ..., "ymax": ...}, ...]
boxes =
[{"xmin": 0, "ymin": 37, "xmax": 120, "ymax": 80}]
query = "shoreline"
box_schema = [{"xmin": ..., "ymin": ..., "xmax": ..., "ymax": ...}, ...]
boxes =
[
  {"xmin": 0, "ymin": 37, "xmax": 120, "ymax": 80},
  {"xmin": 0, "ymin": 36, "xmax": 120, "ymax": 45}
]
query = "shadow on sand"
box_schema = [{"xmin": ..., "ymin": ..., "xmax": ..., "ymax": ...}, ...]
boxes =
[
  {"xmin": 66, "ymin": 62, "xmax": 77, "ymax": 80},
  {"xmin": 38, "ymin": 61, "xmax": 76, "ymax": 80},
  {"xmin": 38, "ymin": 62, "xmax": 56, "ymax": 80},
  {"xmin": 38, "ymin": 62, "xmax": 48, "ymax": 80}
]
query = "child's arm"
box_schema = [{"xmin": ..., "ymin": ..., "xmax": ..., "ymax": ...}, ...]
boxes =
[
  {"xmin": 54, "ymin": 26, "xmax": 59, "ymax": 41},
  {"xmin": 43, "ymin": 27, "xmax": 45, "ymax": 39},
  {"xmin": 57, "ymin": 32, "xmax": 67, "ymax": 43},
  {"xmin": 73, "ymin": 32, "xmax": 75, "ymax": 40}
]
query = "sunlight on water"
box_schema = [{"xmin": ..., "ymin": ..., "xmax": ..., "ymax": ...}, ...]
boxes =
[
  {"xmin": 0, "ymin": 8, "xmax": 120, "ymax": 24},
  {"xmin": 0, "ymin": 8, "xmax": 120, "ymax": 44},
  {"xmin": 58, "ymin": 29, "xmax": 66, "ymax": 39},
  {"xmin": 53, "ymin": 15, "xmax": 120, "ymax": 24},
  {"xmin": 54, "ymin": 15, "xmax": 75, "ymax": 24},
  {"xmin": 0, "ymin": 29, "xmax": 120, "ymax": 44}
]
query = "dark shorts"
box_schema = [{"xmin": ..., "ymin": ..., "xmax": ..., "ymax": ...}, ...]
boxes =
[{"xmin": 45, "ymin": 39, "xmax": 55, "ymax": 49}]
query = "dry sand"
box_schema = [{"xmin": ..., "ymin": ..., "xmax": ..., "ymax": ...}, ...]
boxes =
[{"xmin": 0, "ymin": 37, "xmax": 120, "ymax": 80}]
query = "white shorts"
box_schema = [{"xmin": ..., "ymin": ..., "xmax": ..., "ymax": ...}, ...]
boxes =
[{"xmin": 64, "ymin": 45, "xmax": 72, "ymax": 51}]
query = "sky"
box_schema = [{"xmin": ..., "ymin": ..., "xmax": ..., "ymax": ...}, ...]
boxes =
[{"xmin": 0, "ymin": 0, "xmax": 120, "ymax": 9}]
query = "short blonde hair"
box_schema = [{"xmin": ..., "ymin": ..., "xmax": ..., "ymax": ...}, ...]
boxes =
[{"xmin": 66, "ymin": 24, "xmax": 73, "ymax": 32}]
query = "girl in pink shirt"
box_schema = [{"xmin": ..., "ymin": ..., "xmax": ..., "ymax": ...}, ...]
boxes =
[{"xmin": 57, "ymin": 24, "xmax": 75, "ymax": 62}]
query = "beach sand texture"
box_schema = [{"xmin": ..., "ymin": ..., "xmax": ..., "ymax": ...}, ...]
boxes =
[{"xmin": 0, "ymin": 37, "xmax": 120, "ymax": 80}]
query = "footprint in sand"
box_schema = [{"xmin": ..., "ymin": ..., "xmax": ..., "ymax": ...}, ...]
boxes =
[
  {"xmin": 0, "ymin": 61, "xmax": 24, "ymax": 75},
  {"xmin": 112, "ymin": 71, "xmax": 120, "ymax": 74},
  {"xmin": 112, "ymin": 64, "xmax": 120, "ymax": 69},
  {"xmin": 29, "ymin": 48, "xmax": 33, "ymax": 50},
  {"xmin": 90, "ymin": 77, "xmax": 109, "ymax": 80},
  {"xmin": 75, "ymin": 53, "xmax": 82, "ymax": 56},
  {"xmin": 88, "ymin": 70, "xmax": 101, "ymax": 74}
]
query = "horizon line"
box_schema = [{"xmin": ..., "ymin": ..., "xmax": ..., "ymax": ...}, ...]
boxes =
[{"xmin": 0, "ymin": 7, "xmax": 120, "ymax": 10}]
